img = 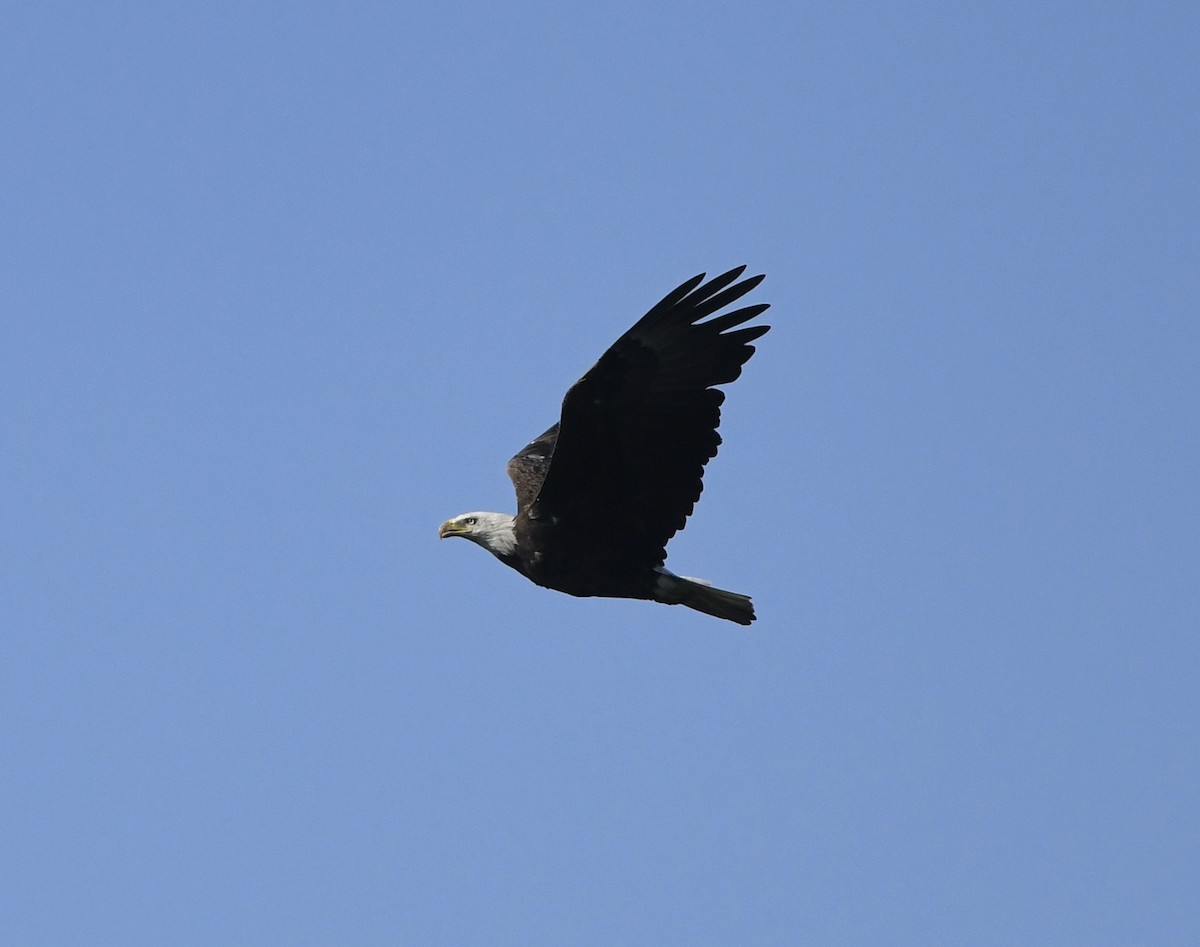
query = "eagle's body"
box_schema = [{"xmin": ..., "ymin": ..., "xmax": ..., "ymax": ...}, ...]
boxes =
[{"xmin": 439, "ymin": 267, "xmax": 770, "ymax": 625}]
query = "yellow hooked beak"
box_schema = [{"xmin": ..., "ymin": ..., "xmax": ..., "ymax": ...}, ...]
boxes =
[{"xmin": 438, "ymin": 518, "xmax": 470, "ymax": 539}]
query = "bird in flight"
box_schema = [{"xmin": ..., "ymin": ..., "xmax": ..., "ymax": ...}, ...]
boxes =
[{"xmin": 439, "ymin": 267, "xmax": 770, "ymax": 625}]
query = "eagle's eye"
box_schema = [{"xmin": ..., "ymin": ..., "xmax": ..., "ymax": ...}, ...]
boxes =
[{"xmin": 465, "ymin": 516, "xmax": 477, "ymax": 526}]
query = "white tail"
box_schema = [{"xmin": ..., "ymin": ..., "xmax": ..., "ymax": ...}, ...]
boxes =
[{"xmin": 654, "ymin": 569, "xmax": 756, "ymax": 626}]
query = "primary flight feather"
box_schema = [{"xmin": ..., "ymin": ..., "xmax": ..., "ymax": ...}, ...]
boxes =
[{"xmin": 439, "ymin": 266, "xmax": 770, "ymax": 625}]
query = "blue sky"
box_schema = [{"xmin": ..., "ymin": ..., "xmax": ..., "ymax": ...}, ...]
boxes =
[{"xmin": 2, "ymin": 2, "xmax": 1197, "ymax": 943}]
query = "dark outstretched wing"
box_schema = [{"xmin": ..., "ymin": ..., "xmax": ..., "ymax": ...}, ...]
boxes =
[
  {"xmin": 526, "ymin": 266, "xmax": 769, "ymax": 568},
  {"xmin": 507, "ymin": 423, "xmax": 558, "ymax": 514}
]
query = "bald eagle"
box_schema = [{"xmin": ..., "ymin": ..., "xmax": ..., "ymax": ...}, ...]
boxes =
[{"xmin": 439, "ymin": 267, "xmax": 770, "ymax": 625}]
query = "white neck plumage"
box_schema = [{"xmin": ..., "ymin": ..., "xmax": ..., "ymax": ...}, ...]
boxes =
[{"xmin": 473, "ymin": 512, "xmax": 518, "ymax": 559}]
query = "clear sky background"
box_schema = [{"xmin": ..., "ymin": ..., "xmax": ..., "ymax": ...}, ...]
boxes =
[{"xmin": 2, "ymin": 3, "xmax": 1197, "ymax": 944}]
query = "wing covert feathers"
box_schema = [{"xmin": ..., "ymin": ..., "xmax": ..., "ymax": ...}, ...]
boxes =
[{"xmin": 521, "ymin": 268, "xmax": 770, "ymax": 568}]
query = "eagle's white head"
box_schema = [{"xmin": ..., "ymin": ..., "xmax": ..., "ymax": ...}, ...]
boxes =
[{"xmin": 438, "ymin": 511, "xmax": 518, "ymax": 561}]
